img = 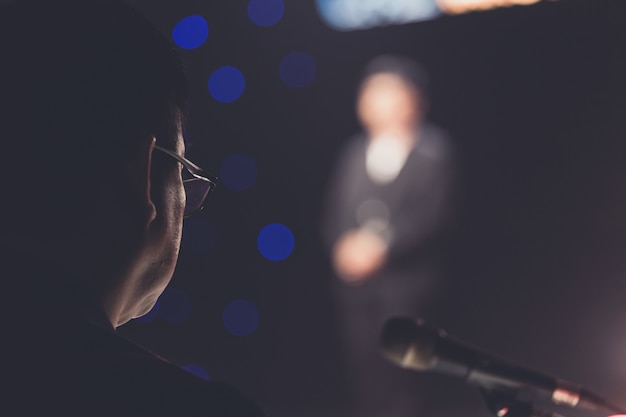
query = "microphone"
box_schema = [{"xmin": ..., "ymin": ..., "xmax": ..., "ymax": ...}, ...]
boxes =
[{"xmin": 380, "ymin": 317, "xmax": 625, "ymax": 414}]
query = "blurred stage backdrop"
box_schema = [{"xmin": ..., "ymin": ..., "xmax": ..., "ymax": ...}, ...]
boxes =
[{"xmin": 118, "ymin": 0, "xmax": 626, "ymax": 416}]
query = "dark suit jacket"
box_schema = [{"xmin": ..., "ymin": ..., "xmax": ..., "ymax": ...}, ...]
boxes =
[
  {"xmin": 323, "ymin": 123, "xmax": 455, "ymax": 282},
  {"xmin": 2, "ymin": 246, "xmax": 265, "ymax": 417}
]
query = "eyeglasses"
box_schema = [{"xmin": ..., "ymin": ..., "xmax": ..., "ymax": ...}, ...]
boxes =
[{"xmin": 154, "ymin": 145, "xmax": 217, "ymax": 218}]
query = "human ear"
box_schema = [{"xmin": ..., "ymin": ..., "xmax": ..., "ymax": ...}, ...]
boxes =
[{"xmin": 123, "ymin": 136, "xmax": 157, "ymax": 228}]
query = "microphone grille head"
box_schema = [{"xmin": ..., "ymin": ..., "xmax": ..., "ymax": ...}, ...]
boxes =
[{"xmin": 380, "ymin": 317, "xmax": 438, "ymax": 371}]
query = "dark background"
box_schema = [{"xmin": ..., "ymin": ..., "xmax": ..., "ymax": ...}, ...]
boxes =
[{"xmin": 118, "ymin": 1, "xmax": 626, "ymax": 415}]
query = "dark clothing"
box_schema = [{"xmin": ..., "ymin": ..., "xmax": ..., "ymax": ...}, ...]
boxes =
[
  {"xmin": 2, "ymin": 246, "xmax": 264, "ymax": 417},
  {"xmin": 323, "ymin": 123, "xmax": 454, "ymax": 280},
  {"xmin": 323, "ymin": 124, "xmax": 455, "ymax": 417}
]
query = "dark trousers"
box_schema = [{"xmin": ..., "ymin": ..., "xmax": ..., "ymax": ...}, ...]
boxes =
[{"xmin": 333, "ymin": 265, "xmax": 441, "ymax": 417}]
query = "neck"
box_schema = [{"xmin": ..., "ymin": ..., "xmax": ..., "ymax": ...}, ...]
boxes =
[{"xmin": 369, "ymin": 122, "xmax": 421, "ymax": 142}]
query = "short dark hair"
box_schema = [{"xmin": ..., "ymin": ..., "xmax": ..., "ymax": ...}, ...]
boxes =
[
  {"xmin": 361, "ymin": 55, "xmax": 430, "ymax": 98},
  {"xmin": 0, "ymin": 0, "xmax": 187, "ymax": 235}
]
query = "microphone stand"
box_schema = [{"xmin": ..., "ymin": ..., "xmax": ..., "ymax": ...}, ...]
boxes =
[{"xmin": 481, "ymin": 389, "xmax": 564, "ymax": 417}]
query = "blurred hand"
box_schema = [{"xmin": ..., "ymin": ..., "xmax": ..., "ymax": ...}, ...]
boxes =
[{"xmin": 332, "ymin": 228, "xmax": 388, "ymax": 284}]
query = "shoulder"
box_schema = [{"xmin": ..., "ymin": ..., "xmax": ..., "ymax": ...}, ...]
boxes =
[
  {"xmin": 107, "ymin": 332, "xmax": 266, "ymax": 416},
  {"xmin": 331, "ymin": 133, "xmax": 368, "ymax": 172},
  {"xmin": 60, "ymin": 325, "xmax": 267, "ymax": 417},
  {"xmin": 340, "ymin": 133, "xmax": 367, "ymax": 158}
]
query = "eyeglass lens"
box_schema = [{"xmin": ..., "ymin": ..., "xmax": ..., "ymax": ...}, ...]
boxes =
[{"xmin": 183, "ymin": 179, "xmax": 212, "ymax": 217}]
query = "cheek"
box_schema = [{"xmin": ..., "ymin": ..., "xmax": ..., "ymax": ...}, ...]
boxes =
[
  {"xmin": 172, "ymin": 182, "xmax": 185, "ymax": 241},
  {"xmin": 161, "ymin": 177, "xmax": 185, "ymax": 246},
  {"xmin": 176, "ymin": 181, "xmax": 186, "ymax": 219}
]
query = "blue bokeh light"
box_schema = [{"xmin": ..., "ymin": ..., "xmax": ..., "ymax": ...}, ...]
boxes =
[
  {"xmin": 279, "ymin": 52, "xmax": 316, "ymax": 88},
  {"xmin": 248, "ymin": 0, "xmax": 285, "ymax": 27},
  {"xmin": 208, "ymin": 66, "xmax": 245, "ymax": 103},
  {"xmin": 257, "ymin": 223, "xmax": 295, "ymax": 261},
  {"xmin": 134, "ymin": 298, "xmax": 161, "ymax": 324},
  {"xmin": 220, "ymin": 154, "xmax": 257, "ymax": 191},
  {"xmin": 182, "ymin": 364, "xmax": 211, "ymax": 381},
  {"xmin": 222, "ymin": 299, "xmax": 260, "ymax": 337},
  {"xmin": 159, "ymin": 287, "xmax": 192, "ymax": 325},
  {"xmin": 172, "ymin": 15, "xmax": 209, "ymax": 50},
  {"xmin": 181, "ymin": 217, "xmax": 218, "ymax": 254}
]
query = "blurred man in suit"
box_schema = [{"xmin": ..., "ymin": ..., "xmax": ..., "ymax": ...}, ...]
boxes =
[
  {"xmin": 323, "ymin": 55, "xmax": 455, "ymax": 417},
  {"xmin": 0, "ymin": 1, "xmax": 263, "ymax": 415}
]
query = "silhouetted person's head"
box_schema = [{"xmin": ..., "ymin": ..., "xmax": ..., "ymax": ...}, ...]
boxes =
[
  {"xmin": 357, "ymin": 55, "xmax": 429, "ymax": 137},
  {"xmin": 0, "ymin": 0, "xmax": 202, "ymax": 327}
]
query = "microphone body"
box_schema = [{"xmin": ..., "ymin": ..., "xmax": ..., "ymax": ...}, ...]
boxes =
[{"xmin": 380, "ymin": 317, "xmax": 623, "ymax": 413}]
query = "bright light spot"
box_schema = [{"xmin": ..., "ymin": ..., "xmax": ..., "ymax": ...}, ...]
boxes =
[
  {"xmin": 172, "ymin": 15, "xmax": 209, "ymax": 50},
  {"xmin": 181, "ymin": 217, "xmax": 218, "ymax": 254},
  {"xmin": 279, "ymin": 52, "xmax": 316, "ymax": 88},
  {"xmin": 315, "ymin": 0, "xmax": 440, "ymax": 31},
  {"xmin": 222, "ymin": 299, "xmax": 260, "ymax": 336},
  {"xmin": 257, "ymin": 223, "xmax": 295, "ymax": 261},
  {"xmin": 182, "ymin": 364, "xmax": 211, "ymax": 381},
  {"xmin": 220, "ymin": 154, "xmax": 257, "ymax": 191},
  {"xmin": 248, "ymin": 0, "xmax": 285, "ymax": 27},
  {"xmin": 134, "ymin": 298, "xmax": 161, "ymax": 324},
  {"xmin": 208, "ymin": 66, "xmax": 245, "ymax": 103},
  {"xmin": 159, "ymin": 287, "xmax": 192, "ymax": 325},
  {"xmin": 437, "ymin": 0, "xmax": 540, "ymax": 14}
]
